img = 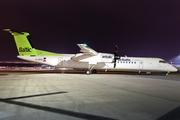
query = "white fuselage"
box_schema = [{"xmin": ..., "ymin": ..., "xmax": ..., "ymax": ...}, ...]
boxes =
[{"xmin": 17, "ymin": 52, "xmax": 177, "ymax": 72}]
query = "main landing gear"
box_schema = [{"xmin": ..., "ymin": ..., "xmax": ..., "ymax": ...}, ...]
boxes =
[
  {"xmin": 85, "ymin": 69, "xmax": 97, "ymax": 75},
  {"xmin": 85, "ymin": 64, "xmax": 97, "ymax": 75},
  {"xmin": 86, "ymin": 70, "xmax": 91, "ymax": 75},
  {"xmin": 92, "ymin": 70, "xmax": 97, "ymax": 74}
]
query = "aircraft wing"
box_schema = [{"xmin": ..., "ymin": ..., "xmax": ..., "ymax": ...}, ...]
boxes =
[{"xmin": 71, "ymin": 44, "xmax": 98, "ymax": 61}]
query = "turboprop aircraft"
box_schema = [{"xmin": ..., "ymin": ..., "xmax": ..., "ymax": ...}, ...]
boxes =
[{"xmin": 4, "ymin": 29, "xmax": 177, "ymax": 75}]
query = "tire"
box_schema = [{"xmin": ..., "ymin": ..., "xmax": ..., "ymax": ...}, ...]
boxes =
[
  {"xmin": 92, "ymin": 70, "xmax": 97, "ymax": 74},
  {"xmin": 86, "ymin": 70, "xmax": 91, "ymax": 75}
]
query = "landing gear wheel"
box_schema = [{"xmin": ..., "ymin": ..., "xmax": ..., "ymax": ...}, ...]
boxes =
[
  {"xmin": 86, "ymin": 70, "xmax": 91, "ymax": 75},
  {"xmin": 92, "ymin": 70, "xmax": 97, "ymax": 74}
]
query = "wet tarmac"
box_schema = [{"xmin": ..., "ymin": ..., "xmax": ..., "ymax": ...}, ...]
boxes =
[{"xmin": 0, "ymin": 71, "xmax": 180, "ymax": 120}]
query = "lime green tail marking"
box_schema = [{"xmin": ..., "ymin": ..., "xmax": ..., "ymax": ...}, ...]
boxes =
[
  {"xmin": 4, "ymin": 29, "xmax": 61, "ymax": 55},
  {"xmin": 35, "ymin": 49, "xmax": 61, "ymax": 55}
]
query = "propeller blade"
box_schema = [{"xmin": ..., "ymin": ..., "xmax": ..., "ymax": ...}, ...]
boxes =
[
  {"xmin": 113, "ymin": 45, "xmax": 120, "ymax": 68},
  {"xmin": 114, "ymin": 60, "xmax": 116, "ymax": 68},
  {"xmin": 114, "ymin": 45, "xmax": 118, "ymax": 56}
]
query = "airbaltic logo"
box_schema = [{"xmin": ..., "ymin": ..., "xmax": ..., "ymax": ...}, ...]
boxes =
[
  {"xmin": 102, "ymin": 55, "xmax": 112, "ymax": 58},
  {"xmin": 19, "ymin": 47, "xmax": 31, "ymax": 52}
]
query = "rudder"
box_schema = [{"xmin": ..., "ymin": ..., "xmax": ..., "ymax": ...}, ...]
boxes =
[{"xmin": 4, "ymin": 29, "xmax": 37, "ymax": 55}]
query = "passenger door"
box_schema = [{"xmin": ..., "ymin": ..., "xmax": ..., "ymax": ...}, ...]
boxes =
[
  {"xmin": 58, "ymin": 57, "xmax": 63, "ymax": 66},
  {"xmin": 139, "ymin": 60, "xmax": 143, "ymax": 69}
]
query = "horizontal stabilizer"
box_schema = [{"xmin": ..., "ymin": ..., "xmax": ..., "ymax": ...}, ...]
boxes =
[{"xmin": 3, "ymin": 29, "xmax": 29, "ymax": 35}]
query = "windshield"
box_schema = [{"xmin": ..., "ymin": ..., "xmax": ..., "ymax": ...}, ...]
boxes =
[{"xmin": 159, "ymin": 60, "xmax": 168, "ymax": 63}]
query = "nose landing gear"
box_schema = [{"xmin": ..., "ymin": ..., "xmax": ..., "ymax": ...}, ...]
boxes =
[{"xmin": 166, "ymin": 71, "xmax": 170, "ymax": 76}]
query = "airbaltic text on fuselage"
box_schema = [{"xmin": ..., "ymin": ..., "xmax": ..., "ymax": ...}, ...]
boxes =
[
  {"xmin": 102, "ymin": 56, "xmax": 131, "ymax": 61},
  {"xmin": 102, "ymin": 55, "xmax": 112, "ymax": 58},
  {"xmin": 119, "ymin": 58, "xmax": 131, "ymax": 61},
  {"xmin": 19, "ymin": 47, "xmax": 31, "ymax": 52}
]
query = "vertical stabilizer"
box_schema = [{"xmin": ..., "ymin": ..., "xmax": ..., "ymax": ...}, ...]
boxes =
[
  {"xmin": 170, "ymin": 60, "xmax": 173, "ymax": 65},
  {"xmin": 4, "ymin": 29, "xmax": 37, "ymax": 55},
  {"xmin": 4, "ymin": 29, "xmax": 61, "ymax": 55}
]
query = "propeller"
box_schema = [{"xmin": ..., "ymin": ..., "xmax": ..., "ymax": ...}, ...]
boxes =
[{"xmin": 113, "ymin": 45, "xmax": 120, "ymax": 68}]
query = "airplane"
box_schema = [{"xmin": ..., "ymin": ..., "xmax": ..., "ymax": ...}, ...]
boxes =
[
  {"xmin": 0, "ymin": 66, "xmax": 7, "ymax": 69},
  {"xmin": 3, "ymin": 29, "xmax": 177, "ymax": 75},
  {"xmin": 170, "ymin": 60, "xmax": 180, "ymax": 68}
]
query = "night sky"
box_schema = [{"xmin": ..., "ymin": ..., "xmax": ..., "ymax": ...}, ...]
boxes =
[{"xmin": 0, "ymin": 0, "xmax": 180, "ymax": 62}]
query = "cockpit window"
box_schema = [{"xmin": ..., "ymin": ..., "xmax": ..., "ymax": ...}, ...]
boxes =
[{"xmin": 159, "ymin": 60, "xmax": 168, "ymax": 63}]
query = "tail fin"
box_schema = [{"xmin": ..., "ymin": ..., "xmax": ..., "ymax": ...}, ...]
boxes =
[
  {"xmin": 4, "ymin": 29, "xmax": 37, "ymax": 55},
  {"xmin": 170, "ymin": 60, "xmax": 173, "ymax": 65},
  {"xmin": 4, "ymin": 29, "xmax": 60, "ymax": 55}
]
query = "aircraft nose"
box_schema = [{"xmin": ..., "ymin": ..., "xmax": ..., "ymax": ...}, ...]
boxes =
[{"xmin": 171, "ymin": 66, "xmax": 178, "ymax": 72}]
